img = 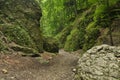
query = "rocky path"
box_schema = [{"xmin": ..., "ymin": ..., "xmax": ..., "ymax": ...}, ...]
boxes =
[{"xmin": 0, "ymin": 50, "xmax": 79, "ymax": 80}]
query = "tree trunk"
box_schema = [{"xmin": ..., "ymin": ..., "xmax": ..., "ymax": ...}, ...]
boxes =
[{"xmin": 109, "ymin": 25, "xmax": 114, "ymax": 46}]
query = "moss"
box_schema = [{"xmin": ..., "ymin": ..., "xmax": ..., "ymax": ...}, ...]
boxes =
[
  {"xmin": 109, "ymin": 0, "xmax": 119, "ymax": 6},
  {"xmin": 1, "ymin": 25, "xmax": 37, "ymax": 49},
  {"xmin": 64, "ymin": 28, "xmax": 81, "ymax": 51},
  {"xmin": 0, "ymin": 31, "xmax": 8, "ymax": 51},
  {"xmin": 83, "ymin": 22, "xmax": 100, "ymax": 50},
  {"xmin": 43, "ymin": 37, "xmax": 59, "ymax": 53},
  {"xmin": 86, "ymin": 22, "xmax": 98, "ymax": 34},
  {"xmin": 93, "ymin": 5, "xmax": 107, "ymax": 22},
  {"xmin": 56, "ymin": 7, "xmax": 94, "ymax": 51},
  {"xmin": 88, "ymin": 0, "xmax": 98, "ymax": 4},
  {"xmin": 0, "ymin": 39, "xmax": 7, "ymax": 51},
  {"xmin": 10, "ymin": 44, "xmax": 38, "ymax": 54},
  {"xmin": 0, "ymin": 0, "xmax": 43, "ymax": 53},
  {"xmin": 55, "ymin": 25, "xmax": 72, "ymax": 48}
]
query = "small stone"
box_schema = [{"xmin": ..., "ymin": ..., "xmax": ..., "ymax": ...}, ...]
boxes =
[
  {"xmin": 94, "ymin": 70, "xmax": 103, "ymax": 76},
  {"xmin": 72, "ymin": 68, "xmax": 77, "ymax": 73},
  {"xmin": 10, "ymin": 77, "xmax": 15, "ymax": 79},
  {"xmin": 2, "ymin": 69, "xmax": 8, "ymax": 74},
  {"xmin": 0, "ymin": 78, "xmax": 5, "ymax": 80}
]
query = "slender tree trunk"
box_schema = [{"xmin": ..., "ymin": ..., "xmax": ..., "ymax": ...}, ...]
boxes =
[
  {"xmin": 109, "ymin": 25, "xmax": 114, "ymax": 46},
  {"xmin": 74, "ymin": 0, "xmax": 77, "ymax": 16},
  {"xmin": 106, "ymin": 0, "xmax": 114, "ymax": 46}
]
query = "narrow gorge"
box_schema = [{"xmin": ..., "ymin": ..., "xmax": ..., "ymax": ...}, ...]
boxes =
[{"xmin": 0, "ymin": 0, "xmax": 120, "ymax": 80}]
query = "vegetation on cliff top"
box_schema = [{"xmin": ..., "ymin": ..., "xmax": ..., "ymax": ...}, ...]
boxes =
[{"xmin": 40, "ymin": 0, "xmax": 120, "ymax": 51}]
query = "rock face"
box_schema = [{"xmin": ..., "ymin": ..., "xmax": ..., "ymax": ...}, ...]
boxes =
[
  {"xmin": 43, "ymin": 37, "xmax": 59, "ymax": 53},
  {"xmin": 0, "ymin": 0, "xmax": 43, "ymax": 53},
  {"xmin": 0, "ymin": 31, "xmax": 8, "ymax": 51},
  {"xmin": 75, "ymin": 44, "xmax": 120, "ymax": 80},
  {"xmin": 97, "ymin": 19, "xmax": 120, "ymax": 46}
]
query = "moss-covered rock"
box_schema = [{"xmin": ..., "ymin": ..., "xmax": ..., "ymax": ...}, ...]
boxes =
[
  {"xmin": 83, "ymin": 22, "xmax": 100, "ymax": 50},
  {"xmin": 43, "ymin": 37, "xmax": 59, "ymax": 53},
  {"xmin": 55, "ymin": 25, "xmax": 72, "ymax": 48},
  {"xmin": 64, "ymin": 28, "xmax": 81, "ymax": 51},
  {"xmin": 0, "ymin": 38, "xmax": 7, "ymax": 51},
  {"xmin": 0, "ymin": 0, "xmax": 43, "ymax": 54},
  {"xmin": 61, "ymin": 7, "xmax": 94, "ymax": 51},
  {"xmin": 9, "ymin": 42, "xmax": 38, "ymax": 56},
  {"xmin": 1, "ymin": 25, "xmax": 37, "ymax": 49},
  {"xmin": 56, "ymin": 0, "xmax": 120, "ymax": 52},
  {"xmin": 0, "ymin": 31, "xmax": 8, "ymax": 51}
]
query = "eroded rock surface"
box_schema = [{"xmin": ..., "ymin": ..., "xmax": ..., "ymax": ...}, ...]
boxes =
[{"xmin": 75, "ymin": 44, "xmax": 120, "ymax": 80}]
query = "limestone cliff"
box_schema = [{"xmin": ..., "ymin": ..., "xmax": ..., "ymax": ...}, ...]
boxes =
[{"xmin": 0, "ymin": 0, "xmax": 43, "ymax": 53}]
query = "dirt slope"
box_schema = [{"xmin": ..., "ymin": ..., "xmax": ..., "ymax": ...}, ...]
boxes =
[{"xmin": 0, "ymin": 50, "xmax": 79, "ymax": 80}]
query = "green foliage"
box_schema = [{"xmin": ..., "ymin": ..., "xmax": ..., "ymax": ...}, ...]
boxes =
[
  {"xmin": 83, "ymin": 22, "xmax": 100, "ymax": 50},
  {"xmin": 64, "ymin": 28, "xmax": 81, "ymax": 51},
  {"xmin": 40, "ymin": 0, "xmax": 120, "ymax": 52},
  {"xmin": 94, "ymin": 0, "xmax": 119, "ymax": 25},
  {"xmin": 109, "ymin": 0, "xmax": 119, "ymax": 6},
  {"xmin": 88, "ymin": 0, "xmax": 98, "ymax": 4},
  {"xmin": 86, "ymin": 22, "xmax": 97, "ymax": 34},
  {"xmin": 40, "ymin": 0, "xmax": 65, "ymax": 37},
  {"xmin": 94, "ymin": 5, "xmax": 107, "ymax": 22},
  {"xmin": 55, "ymin": 25, "xmax": 72, "ymax": 48},
  {"xmin": 40, "ymin": 0, "xmax": 77, "ymax": 37}
]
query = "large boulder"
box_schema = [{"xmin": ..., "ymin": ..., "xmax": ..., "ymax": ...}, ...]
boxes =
[
  {"xmin": 75, "ymin": 44, "xmax": 120, "ymax": 80},
  {"xmin": 0, "ymin": 0, "xmax": 43, "ymax": 53}
]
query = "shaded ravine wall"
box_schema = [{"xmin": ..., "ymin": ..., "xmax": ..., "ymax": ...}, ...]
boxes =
[{"xmin": 0, "ymin": 0, "xmax": 43, "ymax": 53}]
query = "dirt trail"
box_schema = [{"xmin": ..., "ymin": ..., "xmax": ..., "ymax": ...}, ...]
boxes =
[{"xmin": 0, "ymin": 50, "xmax": 79, "ymax": 80}]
